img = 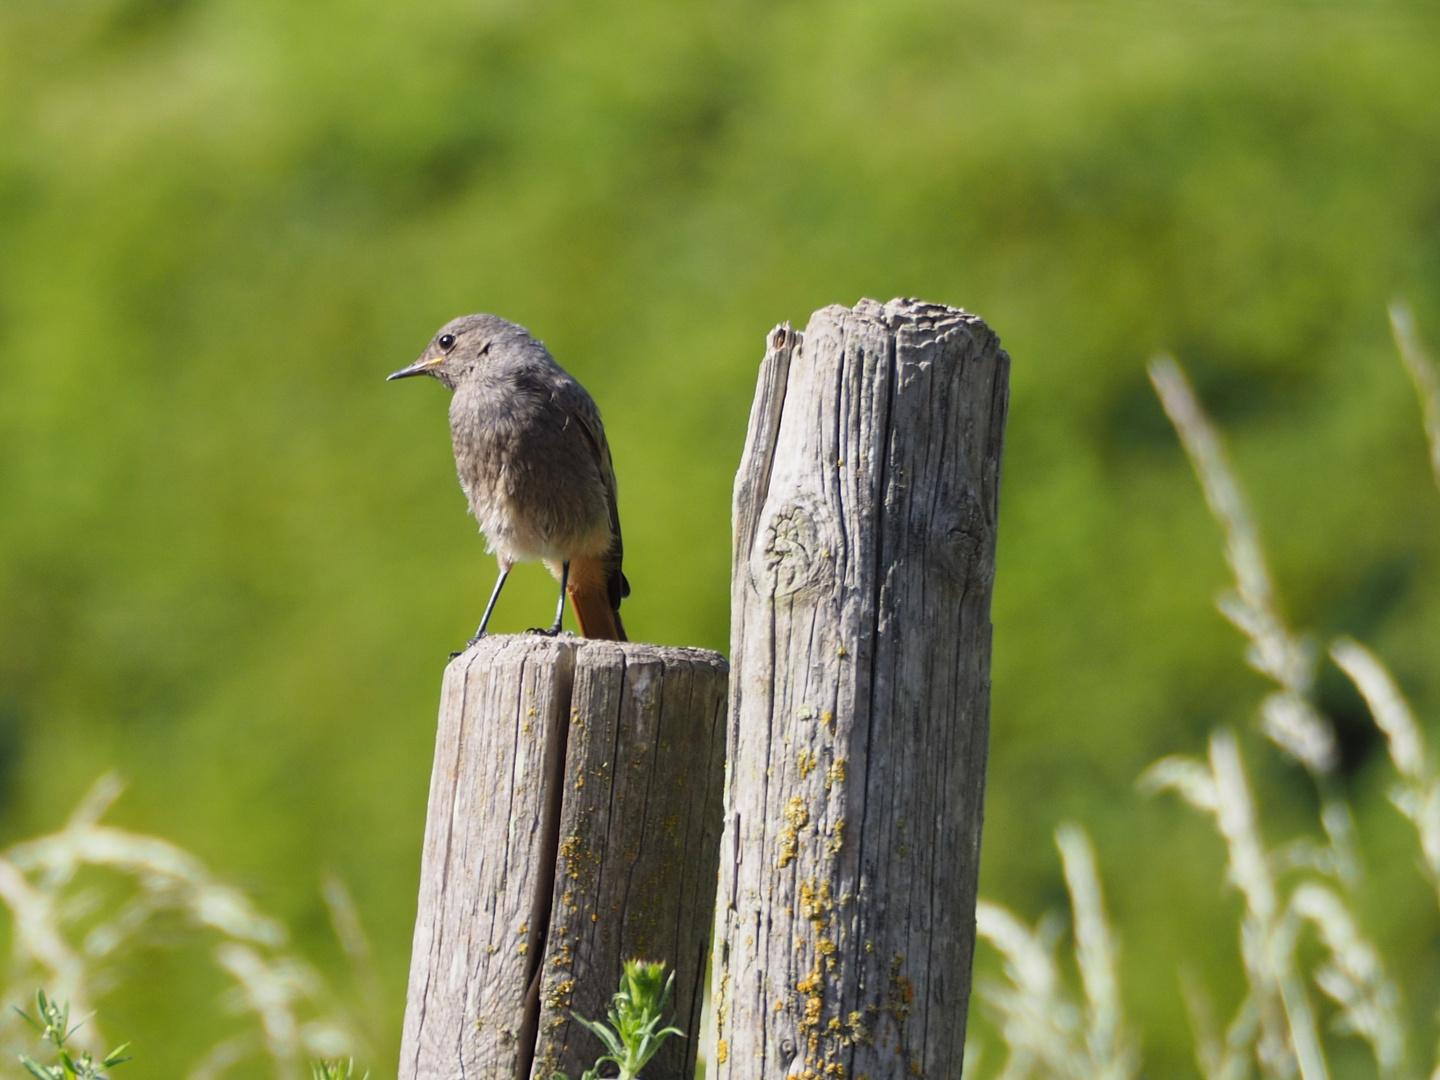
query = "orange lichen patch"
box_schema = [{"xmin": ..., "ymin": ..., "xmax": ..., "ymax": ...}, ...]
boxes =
[
  {"xmin": 798, "ymin": 748, "xmax": 818, "ymax": 779},
  {"xmin": 888, "ymin": 955, "xmax": 914, "ymax": 1025},
  {"xmin": 825, "ymin": 820, "xmax": 845, "ymax": 857},
  {"xmin": 896, "ymin": 977, "xmax": 914, "ymax": 1009},
  {"xmin": 717, "ymin": 1040, "xmax": 728, "ymax": 1064},
  {"xmin": 825, "ymin": 758, "xmax": 846, "ymax": 790}
]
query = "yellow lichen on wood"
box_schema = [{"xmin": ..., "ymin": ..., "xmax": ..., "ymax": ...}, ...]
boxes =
[
  {"xmin": 798, "ymin": 748, "xmax": 818, "ymax": 779},
  {"xmin": 545, "ymin": 979, "xmax": 576, "ymax": 1009},
  {"xmin": 778, "ymin": 795, "xmax": 810, "ymax": 867},
  {"xmin": 799, "ymin": 878, "xmax": 834, "ymax": 927}
]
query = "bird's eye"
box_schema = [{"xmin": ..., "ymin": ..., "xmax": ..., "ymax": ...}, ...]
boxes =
[{"xmin": 438, "ymin": 333, "xmax": 457, "ymax": 351}]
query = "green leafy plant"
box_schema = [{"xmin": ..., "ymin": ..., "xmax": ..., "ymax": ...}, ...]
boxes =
[
  {"xmin": 556, "ymin": 959, "xmax": 684, "ymax": 1080},
  {"xmin": 311, "ymin": 1059, "xmax": 368, "ymax": 1080},
  {"xmin": 13, "ymin": 991, "xmax": 130, "ymax": 1080}
]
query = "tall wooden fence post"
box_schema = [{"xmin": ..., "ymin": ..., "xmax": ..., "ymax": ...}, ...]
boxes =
[
  {"xmin": 398, "ymin": 636, "xmax": 728, "ymax": 1080},
  {"xmin": 715, "ymin": 298, "xmax": 1010, "ymax": 1078}
]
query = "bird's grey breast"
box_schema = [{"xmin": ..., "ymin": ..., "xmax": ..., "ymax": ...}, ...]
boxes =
[{"xmin": 448, "ymin": 359, "xmax": 611, "ymax": 560}]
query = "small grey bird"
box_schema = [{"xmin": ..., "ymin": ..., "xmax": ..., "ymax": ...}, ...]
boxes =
[{"xmin": 388, "ymin": 314, "xmax": 628, "ymax": 641}]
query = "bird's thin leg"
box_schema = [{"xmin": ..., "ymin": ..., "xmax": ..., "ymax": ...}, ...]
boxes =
[
  {"xmin": 547, "ymin": 560, "xmax": 570, "ymax": 636},
  {"xmin": 470, "ymin": 567, "xmax": 511, "ymax": 644}
]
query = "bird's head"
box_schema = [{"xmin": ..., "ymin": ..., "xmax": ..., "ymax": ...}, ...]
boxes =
[{"xmin": 387, "ymin": 314, "xmax": 519, "ymax": 390}]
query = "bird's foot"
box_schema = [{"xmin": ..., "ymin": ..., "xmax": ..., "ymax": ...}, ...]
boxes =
[
  {"xmin": 525, "ymin": 626, "xmax": 560, "ymax": 637},
  {"xmin": 450, "ymin": 631, "xmax": 490, "ymax": 657}
]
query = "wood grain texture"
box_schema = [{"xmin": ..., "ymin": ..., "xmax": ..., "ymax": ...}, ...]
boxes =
[
  {"xmin": 398, "ymin": 636, "xmax": 727, "ymax": 1080},
  {"xmin": 715, "ymin": 299, "xmax": 1010, "ymax": 1080}
]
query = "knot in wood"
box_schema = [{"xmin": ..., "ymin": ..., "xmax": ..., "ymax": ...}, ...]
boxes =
[
  {"xmin": 933, "ymin": 486, "xmax": 988, "ymax": 591},
  {"xmin": 750, "ymin": 499, "xmax": 835, "ymax": 598}
]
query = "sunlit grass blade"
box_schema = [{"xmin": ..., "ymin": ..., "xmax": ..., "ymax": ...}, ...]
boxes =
[{"xmin": 1389, "ymin": 300, "xmax": 1440, "ymax": 493}]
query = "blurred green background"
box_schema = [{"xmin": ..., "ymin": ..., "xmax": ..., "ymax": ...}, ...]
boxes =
[{"xmin": 3, "ymin": 0, "xmax": 1440, "ymax": 1075}]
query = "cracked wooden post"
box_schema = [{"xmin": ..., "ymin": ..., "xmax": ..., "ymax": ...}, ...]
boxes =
[
  {"xmin": 714, "ymin": 299, "xmax": 1010, "ymax": 1079},
  {"xmin": 398, "ymin": 636, "xmax": 727, "ymax": 1080}
]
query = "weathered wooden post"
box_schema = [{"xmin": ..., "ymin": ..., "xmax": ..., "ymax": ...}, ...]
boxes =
[
  {"xmin": 399, "ymin": 635, "xmax": 727, "ymax": 1080},
  {"xmin": 714, "ymin": 299, "xmax": 1009, "ymax": 1078}
]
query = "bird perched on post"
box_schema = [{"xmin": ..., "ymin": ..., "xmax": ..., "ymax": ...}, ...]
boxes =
[{"xmin": 388, "ymin": 314, "xmax": 628, "ymax": 642}]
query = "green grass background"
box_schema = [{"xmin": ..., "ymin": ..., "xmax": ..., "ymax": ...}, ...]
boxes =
[{"xmin": 2, "ymin": 0, "xmax": 1440, "ymax": 1075}]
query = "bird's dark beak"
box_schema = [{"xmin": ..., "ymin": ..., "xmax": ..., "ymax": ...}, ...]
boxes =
[{"xmin": 387, "ymin": 355, "xmax": 442, "ymax": 381}]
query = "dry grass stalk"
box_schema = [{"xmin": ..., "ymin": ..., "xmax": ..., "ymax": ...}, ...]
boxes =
[
  {"xmin": 1144, "ymin": 733, "xmax": 1330, "ymax": 1080},
  {"xmin": 973, "ymin": 824, "xmax": 1134, "ymax": 1080},
  {"xmin": 1388, "ymin": 301, "xmax": 1440, "ymax": 492},
  {"xmin": 0, "ymin": 775, "xmax": 361, "ymax": 1080},
  {"xmin": 1147, "ymin": 356, "xmax": 1335, "ymax": 777},
  {"xmin": 973, "ymin": 319, "xmax": 1440, "ymax": 1080}
]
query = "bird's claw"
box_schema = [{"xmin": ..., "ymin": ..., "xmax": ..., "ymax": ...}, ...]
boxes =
[{"xmin": 451, "ymin": 631, "xmax": 490, "ymax": 658}]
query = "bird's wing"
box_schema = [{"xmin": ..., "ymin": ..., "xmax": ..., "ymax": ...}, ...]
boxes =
[{"xmin": 571, "ymin": 399, "xmax": 630, "ymax": 614}]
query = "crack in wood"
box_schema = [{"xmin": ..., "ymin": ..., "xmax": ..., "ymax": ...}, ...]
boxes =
[
  {"xmin": 399, "ymin": 638, "xmax": 727, "ymax": 1080},
  {"xmin": 718, "ymin": 298, "xmax": 1009, "ymax": 1079}
]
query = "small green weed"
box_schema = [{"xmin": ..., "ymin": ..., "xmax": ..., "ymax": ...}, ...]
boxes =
[
  {"xmin": 556, "ymin": 959, "xmax": 684, "ymax": 1080},
  {"xmin": 311, "ymin": 1058, "xmax": 368, "ymax": 1080},
  {"xmin": 13, "ymin": 991, "xmax": 130, "ymax": 1080}
]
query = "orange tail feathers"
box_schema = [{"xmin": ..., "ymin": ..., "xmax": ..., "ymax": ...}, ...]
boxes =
[{"xmin": 567, "ymin": 556, "xmax": 627, "ymax": 641}]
